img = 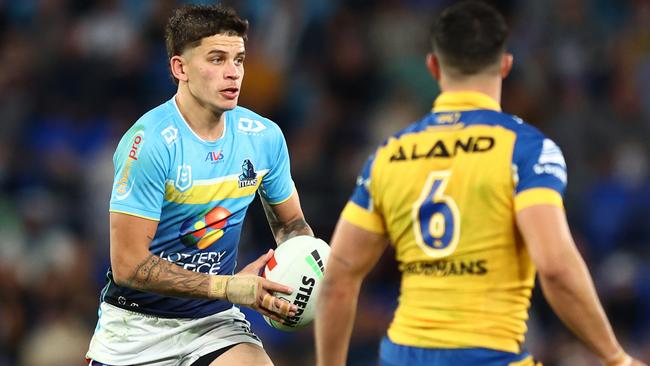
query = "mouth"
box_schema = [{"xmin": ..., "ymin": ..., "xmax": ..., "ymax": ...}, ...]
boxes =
[{"xmin": 220, "ymin": 87, "xmax": 239, "ymax": 100}]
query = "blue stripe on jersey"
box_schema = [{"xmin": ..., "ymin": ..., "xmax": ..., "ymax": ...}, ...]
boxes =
[
  {"xmin": 349, "ymin": 154, "xmax": 377, "ymax": 210},
  {"xmin": 379, "ymin": 336, "xmax": 534, "ymax": 366}
]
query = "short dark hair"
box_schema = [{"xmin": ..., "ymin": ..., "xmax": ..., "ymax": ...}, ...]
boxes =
[
  {"xmin": 430, "ymin": 1, "xmax": 508, "ymax": 76},
  {"xmin": 165, "ymin": 4, "xmax": 248, "ymax": 58}
]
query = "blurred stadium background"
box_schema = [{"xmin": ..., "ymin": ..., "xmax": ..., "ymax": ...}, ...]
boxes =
[{"xmin": 0, "ymin": 0, "xmax": 648, "ymax": 365}]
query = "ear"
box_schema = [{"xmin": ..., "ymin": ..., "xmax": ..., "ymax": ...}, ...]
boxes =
[
  {"xmin": 170, "ymin": 55, "xmax": 189, "ymax": 82},
  {"xmin": 501, "ymin": 53, "xmax": 513, "ymax": 79},
  {"xmin": 426, "ymin": 53, "xmax": 441, "ymax": 81}
]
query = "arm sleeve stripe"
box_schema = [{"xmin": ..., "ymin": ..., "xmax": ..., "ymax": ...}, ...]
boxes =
[
  {"xmin": 514, "ymin": 188, "xmax": 564, "ymax": 212},
  {"xmin": 265, "ymin": 187, "xmax": 295, "ymax": 205},
  {"xmin": 109, "ymin": 209, "xmax": 161, "ymax": 222},
  {"xmin": 340, "ymin": 201, "xmax": 386, "ymax": 234}
]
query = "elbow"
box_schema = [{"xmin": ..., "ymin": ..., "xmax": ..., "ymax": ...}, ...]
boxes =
[
  {"xmin": 536, "ymin": 253, "xmax": 583, "ymax": 285},
  {"xmin": 109, "ymin": 246, "xmax": 150, "ymax": 288},
  {"xmin": 111, "ymin": 264, "xmax": 131, "ymax": 287},
  {"xmin": 532, "ymin": 239, "xmax": 584, "ymax": 283},
  {"xmin": 537, "ymin": 264, "xmax": 569, "ymax": 284}
]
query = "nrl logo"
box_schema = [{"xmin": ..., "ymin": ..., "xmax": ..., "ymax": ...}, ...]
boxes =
[
  {"xmin": 175, "ymin": 164, "xmax": 192, "ymax": 192},
  {"xmin": 238, "ymin": 159, "xmax": 258, "ymax": 188}
]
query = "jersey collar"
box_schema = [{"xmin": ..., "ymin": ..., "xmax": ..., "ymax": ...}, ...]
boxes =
[{"xmin": 432, "ymin": 91, "xmax": 501, "ymax": 113}]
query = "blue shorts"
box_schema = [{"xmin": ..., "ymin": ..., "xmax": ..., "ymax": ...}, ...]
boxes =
[{"xmin": 379, "ymin": 336, "xmax": 541, "ymax": 366}]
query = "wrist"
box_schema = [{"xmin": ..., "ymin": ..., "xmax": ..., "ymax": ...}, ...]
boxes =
[
  {"xmin": 603, "ymin": 349, "xmax": 632, "ymax": 366},
  {"xmin": 208, "ymin": 275, "xmax": 231, "ymax": 300}
]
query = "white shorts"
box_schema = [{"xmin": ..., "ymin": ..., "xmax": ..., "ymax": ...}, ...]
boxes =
[{"xmin": 86, "ymin": 302, "xmax": 263, "ymax": 366}]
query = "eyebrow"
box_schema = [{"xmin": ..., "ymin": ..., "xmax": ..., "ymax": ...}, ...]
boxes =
[{"xmin": 206, "ymin": 50, "xmax": 246, "ymax": 57}]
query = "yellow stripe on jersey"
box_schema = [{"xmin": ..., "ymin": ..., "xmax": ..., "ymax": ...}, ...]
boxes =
[
  {"xmin": 266, "ymin": 187, "xmax": 295, "ymax": 205},
  {"xmin": 109, "ymin": 209, "xmax": 160, "ymax": 221},
  {"xmin": 341, "ymin": 201, "xmax": 386, "ymax": 234},
  {"xmin": 165, "ymin": 173, "xmax": 266, "ymax": 204},
  {"xmin": 433, "ymin": 91, "xmax": 501, "ymax": 112},
  {"xmin": 514, "ymin": 188, "xmax": 563, "ymax": 211}
]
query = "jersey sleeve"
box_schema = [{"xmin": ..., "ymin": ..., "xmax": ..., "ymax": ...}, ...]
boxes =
[
  {"xmin": 340, "ymin": 153, "xmax": 386, "ymax": 234},
  {"xmin": 109, "ymin": 125, "xmax": 169, "ymax": 220},
  {"xmin": 512, "ymin": 132, "xmax": 567, "ymax": 212},
  {"xmin": 259, "ymin": 124, "xmax": 295, "ymax": 205}
]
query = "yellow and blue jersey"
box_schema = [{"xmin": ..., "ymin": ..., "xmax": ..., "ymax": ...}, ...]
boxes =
[
  {"xmin": 342, "ymin": 91, "xmax": 567, "ymax": 355},
  {"xmin": 104, "ymin": 97, "xmax": 294, "ymax": 318}
]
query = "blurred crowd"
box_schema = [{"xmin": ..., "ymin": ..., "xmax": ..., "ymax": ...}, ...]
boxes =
[{"xmin": 0, "ymin": 0, "xmax": 648, "ymax": 365}]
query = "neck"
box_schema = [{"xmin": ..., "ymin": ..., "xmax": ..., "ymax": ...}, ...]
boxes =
[
  {"xmin": 439, "ymin": 73, "xmax": 502, "ymax": 103},
  {"xmin": 175, "ymin": 84, "xmax": 226, "ymax": 141}
]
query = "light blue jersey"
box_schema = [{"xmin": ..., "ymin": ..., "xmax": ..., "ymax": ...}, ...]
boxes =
[{"xmin": 103, "ymin": 97, "xmax": 294, "ymax": 318}]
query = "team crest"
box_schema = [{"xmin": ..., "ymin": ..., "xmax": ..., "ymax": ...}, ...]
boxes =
[
  {"xmin": 175, "ymin": 164, "xmax": 193, "ymax": 192},
  {"xmin": 238, "ymin": 159, "xmax": 258, "ymax": 188}
]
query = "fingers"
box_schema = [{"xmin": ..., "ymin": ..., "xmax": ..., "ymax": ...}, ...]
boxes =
[
  {"xmin": 262, "ymin": 293, "xmax": 295, "ymax": 317},
  {"xmin": 256, "ymin": 304, "xmax": 286, "ymax": 324},
  {"xmin": 262, "ymin": 278, "xmax": 293, "ymax": 295},
  {"xmin": 238, "ymin": 249, "xmax": 274, "ymax": 275}
]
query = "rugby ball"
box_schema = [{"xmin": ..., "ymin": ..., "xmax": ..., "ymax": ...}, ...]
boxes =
[{"xmin": 263, "ymin": 235, "xmax": 330, "ymax": 331}]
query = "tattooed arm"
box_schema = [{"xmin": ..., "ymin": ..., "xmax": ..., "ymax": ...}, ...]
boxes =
[
  {"xmin": 108, "ymin": 212, "xmax": 296, "ymax": 320},
  {"xmin": 261, "ymin": 191, "xmax": 314, "ymax": 244},
  {"xmin": 109, "ymin": 212, "xmax": 212, "ymax": 297}
]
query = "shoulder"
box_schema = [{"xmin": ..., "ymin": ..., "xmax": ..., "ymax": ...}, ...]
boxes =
[
  {"xmin": 229, "ymin": 106, "xmax": 283, "ymax": 138},
  {"xmin": 135, "ymin": 100, "xmax": 180, "ymax": 136},
  {"xmin": 115, "ymin": 101, "xmax": 178, "ymax": 158},
  {"xmin": 460, "ymin": 109, "xmax": 540, "ymax": 136},
  {"xmin": 473, "ymin": 110, "xmax": 552, "ymax": 142}
]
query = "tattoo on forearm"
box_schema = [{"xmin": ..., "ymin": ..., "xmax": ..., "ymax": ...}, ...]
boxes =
[
  {"xmin": 126, "ymin": 254, "xmax": 210, "ymax": 298},
  {"xmin": 261, "ymin": 198, "xmax": 313, "ymax": 243},
  {"xmin": 275, "ymin": 218, "xmax": 312, "ymax": 242}
]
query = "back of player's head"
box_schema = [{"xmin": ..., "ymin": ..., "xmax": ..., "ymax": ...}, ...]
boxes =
[
  {"xmin": 430, "ymin": 1, "xmax": 508, "ymax": 76},
  {"xmin": 165, "ymin": 4, "xmax": 249, "ymax": 59}
]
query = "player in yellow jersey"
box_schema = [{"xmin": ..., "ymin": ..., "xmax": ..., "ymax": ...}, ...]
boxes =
[{"xmin": 315, "ymin": 1, "xmax": 646, "ymax": 366}]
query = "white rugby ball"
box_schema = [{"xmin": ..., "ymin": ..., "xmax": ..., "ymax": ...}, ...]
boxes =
[{"xmin": 263, "ymin": 235, "xmax": 330, "ymax": 331}]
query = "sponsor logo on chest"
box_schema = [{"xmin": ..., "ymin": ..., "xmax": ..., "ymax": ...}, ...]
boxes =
[{"xmin": 205, "ymin": 149, "xmax": 225, "ymax": 163}]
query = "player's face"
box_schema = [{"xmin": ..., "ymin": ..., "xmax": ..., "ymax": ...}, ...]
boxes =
[{"xmin": 184, "ymin": 34, "xmax": 245, "ymax": 112}]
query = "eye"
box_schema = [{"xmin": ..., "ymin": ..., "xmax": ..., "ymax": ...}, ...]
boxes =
[
  {"xmin": 234, "ymin": 56, "xmax": 245, "ymax": 66},
  {"xmin": 210, "ymin": 57, "xmax": 224, "ymax": 65}
]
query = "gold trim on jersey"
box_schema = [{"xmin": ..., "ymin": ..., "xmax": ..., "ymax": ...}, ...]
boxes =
[
  {"xmin": 109, "ymin": 209, "xmax": 160, "ymax": 222},
  {"xmin": 265, "ymin": 187, "xmax": 296, "ymax": 205},
  {"xmin": 341, "ymin": 201, "xmax": 386, "ymax": 234},
  {"xmin": 514, "ymin": 188, "xmax": 563, "ymax": 211},
  {"xmin": 164, "ymin": 173, "xmax": 267, "ymax": 204},
  {"xmin": 433, "ymin": 91, "xmax": 501, "ymax": 112}
]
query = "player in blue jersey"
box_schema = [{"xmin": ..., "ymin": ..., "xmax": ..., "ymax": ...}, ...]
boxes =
[
  {"xmin": 86, "ymin": 5, "xmax": 313, "ymax": 366},
  {"xmin": 315, "ymin": 2, "xmax": 646, "ymax": 366}
]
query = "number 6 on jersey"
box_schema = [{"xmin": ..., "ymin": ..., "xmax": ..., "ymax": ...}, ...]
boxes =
[{"xmin": 412, "ymin": 171, "xmax": 460, "ymax": 258}]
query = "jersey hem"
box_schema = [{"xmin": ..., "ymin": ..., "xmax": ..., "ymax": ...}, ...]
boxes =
[{"xmin": 102, "ymin": 298, "xmax": 234, "ymax": 319}]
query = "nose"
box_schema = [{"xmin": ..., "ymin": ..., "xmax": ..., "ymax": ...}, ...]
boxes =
[{"xmin": 224, "ymin": 61, "xmax": 241, "ymax": 80}]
